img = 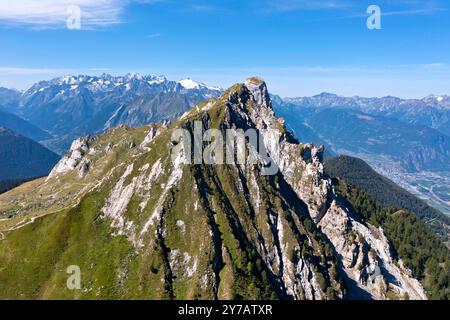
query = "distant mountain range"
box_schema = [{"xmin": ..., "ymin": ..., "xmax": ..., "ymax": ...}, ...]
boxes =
[
  {"xmin": 1, "ymin": 74, "xmax": 221, "ymax": 154},
  {"xmin": 0, "ymin": 87, "xmax": 21, "ymax": 111},
  {"xmin": 284, "ymin": 93, "xmax": 450, "ymax": 137},
  {"xmin": 273, "ymin": 99, "xmax": 450, "ymax": 173}
]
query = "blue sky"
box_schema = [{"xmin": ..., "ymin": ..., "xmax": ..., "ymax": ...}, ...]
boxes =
[{"xmin": 0, "ymin": 0, "xmax": 449, "ymax": 97}]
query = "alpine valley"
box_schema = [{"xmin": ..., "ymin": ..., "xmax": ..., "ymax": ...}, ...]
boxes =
[
  {"xmin": 272, "ymin": 93, "xmax": 450, "ymax": 216},
  {"xmin": 0, "ymin": 78, "xmax": 448, "ymax": 300}
]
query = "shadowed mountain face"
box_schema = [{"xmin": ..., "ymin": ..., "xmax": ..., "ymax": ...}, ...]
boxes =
[
  {"xmin": 2, "ymin": 79, "xmax": 444, "ymax": 300},
  {"xmin": 2, "ymin": 74, "xmax": 222, "ymax": 154},
  {"xmin": 0, "ymin": 87, "xmax": 20, "ymax": 111},
  {"xmin": 0, "ymin": 109, "xmax": 51, "ymax": 141},
  {"xmin": 0, "ymin": 127, "xmax": 59, "ymax": 181}
]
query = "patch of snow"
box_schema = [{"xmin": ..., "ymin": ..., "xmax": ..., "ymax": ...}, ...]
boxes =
[
  {"xmin": 147, "ymin": 76, "xmax": 167, "ymax": 85},
  {"xmin": 179, "ymin": 78, "xmax": 201, "ymax": 90},
  {"xmin": 207, "ymin": 85, "xmax": 222, "ymax": 92}
]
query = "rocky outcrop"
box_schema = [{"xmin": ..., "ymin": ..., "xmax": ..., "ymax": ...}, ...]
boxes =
[
  {"xmin": 47, "ymin": 138, "xmax": 90, "ymax": 180},
  {"xmin": 319, "ymin": 202, "xmax": 427, "ymax": 300}
]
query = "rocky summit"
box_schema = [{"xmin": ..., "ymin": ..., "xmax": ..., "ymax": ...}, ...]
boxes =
[{"xmin": 0, "ymin": 78, "xmax": 431, "ymax": 300}]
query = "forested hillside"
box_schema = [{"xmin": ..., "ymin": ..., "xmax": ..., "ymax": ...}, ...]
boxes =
[
  {"xmin": 325, "ymin": 155, "xmax": 450, "ymax": 242},
  {"xmin": 334, "ymin": 179, "xmax": 450, "ymax": 299}
]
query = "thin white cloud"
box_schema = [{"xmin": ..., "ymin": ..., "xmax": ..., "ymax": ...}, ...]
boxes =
[
  {"xmin": 0, "ymin": 66, "xmax": 64, "ymax": 75},
  {"xmin": 382, "ymin": 7, "xmax": 448, "ymax": 16},
  {"xmin": 1, "ymin": 64, "xmax": 449, "ymax": 97},
  {"xmin": 265, "ymin": 0, "xmax": 352, "ymax": 11},
  {"xmin": 0, "ymin": 0, "xmax": 159, "ymax": 29},
  {"xmin": 422, "ymin": 63, "xmax": 447, "ymax": 70},
  {"xmin": 147, "ymin": 33, "xmax": 161, "ymax": 38},
  {"xmin": 343, "ymin": 6, "xmax": 448, "ymax": 19},
  {"xmin": 265, "ymin": 0, "xmax": 447, "ymax": 15},
  {"xmin": 190, "ymin": 4, "xmax": 218, "ymax": 12},
  {"xmin": 88, "ymin": 67, "xmax": 113, "ymax": 72}
]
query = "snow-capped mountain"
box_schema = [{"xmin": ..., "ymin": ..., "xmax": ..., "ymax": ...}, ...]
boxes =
[
  {"xmin": 22, "ymin": 73, "xmax": 221, "ymax": 99},
  {"xmin": 178, "ymin": 78, "xmax": 222, "ymax": 92},
  {"xmin": 285, "ymin": 93, "xmax": 450, "ymax": 110},
  {"xmin": 8, "ymin": 74, "xmax": 222, "ymax": 153}
]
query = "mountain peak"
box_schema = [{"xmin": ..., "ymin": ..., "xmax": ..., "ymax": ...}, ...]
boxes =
[
  {"xmin": 125, "ymin": 72, "xmax": 143, "ymax": 80},
  {"xmin": 178, "ymin": 78, "xmax": 201, "ymax": 89},
  {"xmin": 245, "ymin": 76, "xmax": 265, "ymax": 86},
  {"xmin": 244, "ymin": 77, "xmax": 271, "ymax": 109},
  {"xmin": 424, "ymin": 94, "xmax": 448, "ymax": 102},
  {"xmin": 179, "ymin": 78, "xmax": 221, "ymax": 92},
  {"xmin": 313, "ymin": 92, "xmax": 339, "ymax": 98}
]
